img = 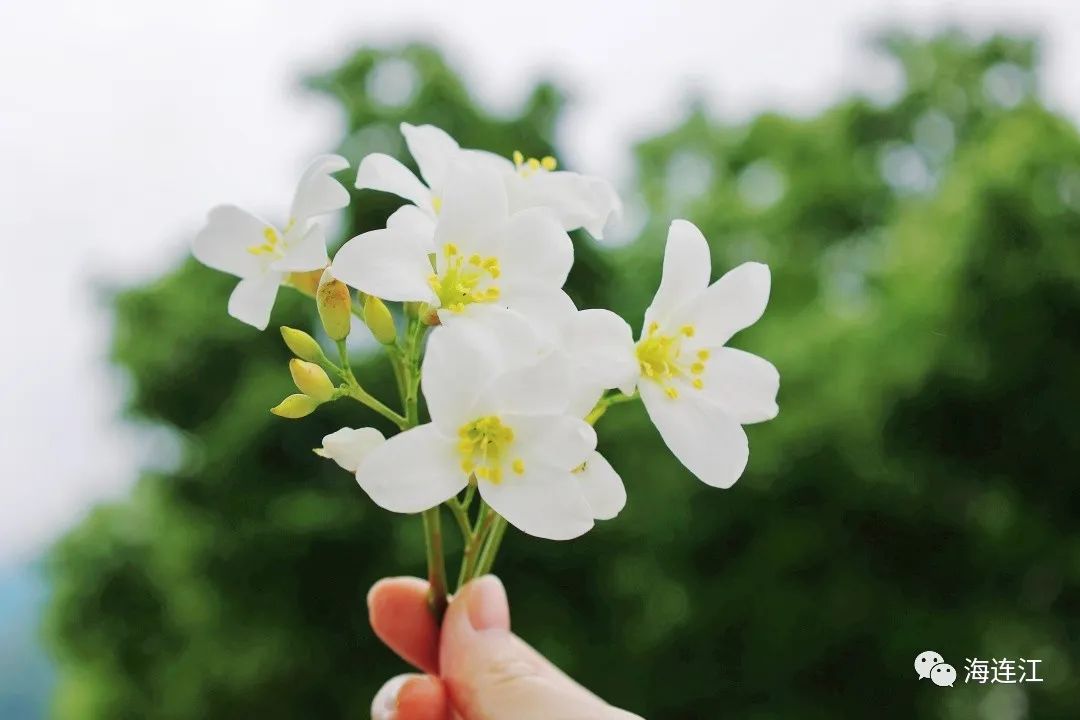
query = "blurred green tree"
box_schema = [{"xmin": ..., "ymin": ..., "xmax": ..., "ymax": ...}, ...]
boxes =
[{"xmin": 46, "ymin": 33, "xmax": 1079, "ymax": 719}]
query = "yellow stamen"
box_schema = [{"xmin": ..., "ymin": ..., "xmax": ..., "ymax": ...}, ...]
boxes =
[
  {"xmin": 457, "ymin": 416, "xmax": 516, "ymax": 486},
  {"xmin": 636, "ymin": 320, "xmax": 713, "ymax": 400},
  {"xmin": 429, "ymin": 249, "xmax": 503, "ymax": 312},
  {"xmin": 541, "ymin": 156, "xmax": 557, "ymax": 171},
  {"xmin": 247, "ymin": 226, "xmax": 283, "ymax": 257}
]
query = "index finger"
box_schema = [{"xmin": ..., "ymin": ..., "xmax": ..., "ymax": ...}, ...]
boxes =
[{"xmin": 368, "ymin": 576, "xmax": 441, "ymax": 675}]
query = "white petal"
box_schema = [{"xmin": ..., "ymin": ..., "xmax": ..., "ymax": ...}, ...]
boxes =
[
  {"xmin": 639, "ymin": 382, "xmax": 749, "ymax": 488},
  {"xmin": 678, "ymin": 262, "xmax": 771, "ymax": 347},
  {"xmin": 317, "ymin": 427, "xmax": 386, "ymax": 473},
  {"xmin": 421, "ymin": 321, "xmax": 507, "ymax": 432},
  {"xmin": 227, "ymin": 273, "xmax": 282, "ymax": 330},
  {"xmin": 700, "ymin": 348, "xmax": 779, "ymax": 424},
  {"xmin": 289, "ymin": 154, "xmax": 350, "ymax": 223},
  {"xmin": 355, "ymin": 424, "xmax": 465, "ymax": 513},
  {"xmin": 400, "ymin": 122, "xmax": 460, "ymax": 191},
  {"xmin": 386, "ymin": 204, "xmax": 436, "ymax": 252},
  {"xmin": 480, "ymin": 463, "xmax": 594, "ymax": 541},
  {"xmin": 498, "ymin": 208, "xmax": 573, "ymax": 289},
  {"xmin": 192, "ymin": 205, "xmax": 271, "ymax": 278},
  {"xmin": 643, "ymin": 220, "xmax": 712, "ymax": 329},
  {"xmin": 575, "ymin": 452, "xmax": 626, "ymax": 520},
  {"xmin": 505, "ymin": 414, "xmax": 596, "ymax": 470},
  {"xmin": 506, "ymin": 170, "xmax": 622, "ymax": 238},
  {"xmin": 565, "ymin": 381, "xmax": 605, "ymax": 420},
  {"xmin": 478, "ymin": 414, "xmax": 596, "ymax": 540},
  {"xmin": 433, "ymin": 161, "xmax": 508, "ymax": 257},
  {"xmin": 272, "ymin": 223, "xmax": 329, "ymax": 272},
  {"xmin": 354, "ymin": 152, "xmax": 433, "ymax": 211},
  {"xmin": 561, "ymin": 309, "xmax": 638, "ymax": 394},
  {"xmin": 330, "ymin": 229, "xmax": 436, "ymax": 303},
  {"xmin": 493, "ymin": 287, "xmax": 577, "ymax": 342},
  {"xmin": 461, "ymin": 148, "xmax": 516, "ymax": 174},
  {"xmin": 479, "ymin": 352, "xmax": 574, "ymax": 416}
]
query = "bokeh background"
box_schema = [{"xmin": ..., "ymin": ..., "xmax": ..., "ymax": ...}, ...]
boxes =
[{"xmin": 3, "ymin": 2, "xmax": 1080, "ymax": 718}]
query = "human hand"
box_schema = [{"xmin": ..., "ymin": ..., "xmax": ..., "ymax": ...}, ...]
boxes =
[{"xmin": 368, "ymin": 575, "xmax": 644, "ymax": 720}]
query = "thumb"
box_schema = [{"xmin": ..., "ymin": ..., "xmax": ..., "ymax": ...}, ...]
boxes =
[{"xmin": 439, "ymin": 576, "xmax": 643, "ymax": 720}]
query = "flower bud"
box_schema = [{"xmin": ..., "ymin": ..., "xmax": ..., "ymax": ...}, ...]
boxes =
[
  {"xmin": 289, "ymin": 359, "xmax": 335, "ymax": 402},
  {"xmin": 317, "ymin": 269, "xmax": 351, "ymax": 341},
  {"xmin": 421, "ymin": 305, "xmax": 442, "ymax": 326},
  {"xmin": 270, "ymin": 393, "xmax": 320, "ymax": 419},
  {"xmin": 279, "ymin": 327, "xmax": 326, "ymax": 364},
  {"xmin": 363, "ymin": 296, "xmax": 397, "ymax": 345},
  {"xmin": 288, "ymin": 269, "xmax": 324, "ymax": 297}
]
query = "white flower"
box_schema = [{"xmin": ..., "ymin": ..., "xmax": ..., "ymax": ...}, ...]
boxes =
[
  {"xmin": 499, "ymin": 289, "xmax": 639, "ymax": 418},
  {"xmin": 355, "ymin": 316, "xmax": 625, "ymax": 540},
  {"xmin": 192, "ymin": 154, "xmax": 350, "ymax": 329},
  {"xmin": 601, "ymin": 220, "xmax": 780, "ymax": 488},
  {"xmin": 354, "ymin": 122, "xmax": 621, "ymax": 239},
  {"xmin": 315, "ymin": 427, "xmax": 386, "ymax": 472},
  {"xmin": 574, "ymin": 452, "xmax": 626, "ymax": 520},
  {"xmin": 332, "ymin": 159, "xmax": 574, "ymax": 325}
]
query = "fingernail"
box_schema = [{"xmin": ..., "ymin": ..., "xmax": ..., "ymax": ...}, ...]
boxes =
[
  {"xmin": 371, "ymin": 673, "xmax": 415, "ymax": 720},
  {"xmin": 466, "ymin": 575, "xmax": 509, "ymax": 631}
]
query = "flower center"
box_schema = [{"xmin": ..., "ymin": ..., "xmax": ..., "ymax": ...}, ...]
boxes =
[
  {"xmin": 512, "ymin": 150, "xmax": 557, "ymax": 178},
  {"xmin": 247, "ymin": 219, "xmax": 296, "ymax": 258},
  {"xmin": 457, "ymin": 415, "xmax": 525, "ymax": 484},
  {"xmin": 428, "ymin": 243, "xmax": 501, "ymax": 313},
  {"xmin": 635, "ymin": 322, "xmax": 710, "ymax": 399}
]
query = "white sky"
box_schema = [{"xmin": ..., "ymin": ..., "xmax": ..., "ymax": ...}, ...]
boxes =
[{"xmin": 1, "ymin": 0, "xmax": 1078, "ymax": 570}]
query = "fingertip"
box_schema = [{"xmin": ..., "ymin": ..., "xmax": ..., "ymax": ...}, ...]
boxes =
[
  {"xmin": 396, "ymin": 675, "xmax": 450, "ymax": 720},
  {"xmin": 460, "ymin": 575, "xmax": 510, "ymax": 632},
  {"xmin": 368, "ymin": 576, "xmax": 440, "ymax": 674}
]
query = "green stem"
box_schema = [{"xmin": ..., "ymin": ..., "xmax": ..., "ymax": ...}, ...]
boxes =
[
  {"xmin": 447, "ymin": 497, "xmax": 471, "ymax": 540},
  {"xmin": 475, "ymin": 515, "xmax": 508, "ymax": 577},
  {"xmin": 461, "ymin": 484, "xmax": 476, "ymax": 511},
  {"xmin": 344, "ymin": 384, "xmax": 407, "ymax": 429},
  {"xmin": 422, "ymin": 507, "xmax": 448, "ymax": 622},
  {"xmin": 335, "ymin": 339, "xmax": 352, "ymax": 375},
  {"xmin": 585, "ymin": 390, "xmax": 639, "ymax": 425},
  {"xmin": 395, "ymin": 315, "xmax": 447, "ymax": 619},
  {"xmin": 457, "ymin": 501, "xmax": 495, "ymax": 590},
  {"xmin": 387, "ymin": 345, "xmax": 408, "ymax": 408}
]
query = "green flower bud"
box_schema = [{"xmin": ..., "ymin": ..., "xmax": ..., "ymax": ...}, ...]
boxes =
[
  {"xmin": 317, "ymin": 269, "xmax": 352, "ymax": 341},
  {"xmin": 270, "ymin": 394, "xmax": 320, "ymax": 419},
  {"xmin": 279, "ymin": 327, "xmax": 326, "ymax": 364},
  {"xmin": 363, "ymin": 295, "xmax": 397, "ymax": 345},
  {"xmin": 289, "ymin": 359, "xmax": 335, "ymax": 403}
]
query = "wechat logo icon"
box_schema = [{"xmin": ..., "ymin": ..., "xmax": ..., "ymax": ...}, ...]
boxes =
[{"xmin": 915, "ymin": 650, "xmax": 956, "ymax": 687}]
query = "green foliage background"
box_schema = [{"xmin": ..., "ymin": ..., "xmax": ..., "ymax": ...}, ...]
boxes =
[{"xmin": 45, "ymin": 33, "xmax": 1080, "ymax": 719}]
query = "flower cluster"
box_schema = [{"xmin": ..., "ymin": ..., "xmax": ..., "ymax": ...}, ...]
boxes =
[{"xmin": 192, "ymin": 123, "xmax": 779, "ymax": 609}]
